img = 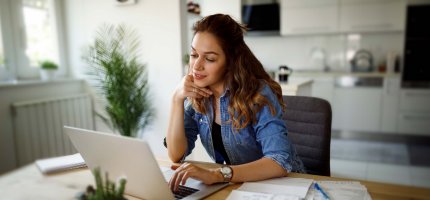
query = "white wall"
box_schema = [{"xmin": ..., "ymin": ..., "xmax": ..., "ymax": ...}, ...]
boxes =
[{"xmin": 64, "ymin": 0, "xmax": 184, "ymax": 159}]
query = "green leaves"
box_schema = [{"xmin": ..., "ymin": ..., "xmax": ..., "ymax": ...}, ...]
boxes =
[
  {"xmin": 40, "ymin": 60, "xmax": 58, "ymax": 70},
  {"xmin": 84, "ymin": 24, "xmax": 154, "ymax": 137},
  {"xmin": 81, "ymin": 167, "xmax": 127, "ymax": 200}
]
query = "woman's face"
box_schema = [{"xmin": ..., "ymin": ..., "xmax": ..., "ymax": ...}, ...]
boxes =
[{"xmin": 190, "ymin": 32, "xmax": 226, "ymax": 90}]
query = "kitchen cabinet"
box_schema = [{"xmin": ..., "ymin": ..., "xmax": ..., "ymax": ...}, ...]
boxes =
[
  {"xmin": 333, "ymin": 87, "xmax": 382, "ymax": 132},
  {"xmin": 339, "ymin": 0, "xmax": 406, "ymax": 33},
  {"xmin": 199, "ymin": 0, "xmax": 241, "ymax": 21},
  {"xmin": 398, "ymin": 89, "xmax": 430, "ymax": 135},
  {"xmin": 280, "ymin": 0, "xmax": 338, "ymax": 35},
  {"xmin": 309, "ymin": 77, "xmax": 335, "ymax": 106},
  {"xmin": 380, "ymin": 77, "xmax": 400, "ymax": 133},
  {"xmin": 332, "ymin": 76, "xmax": 383, "ymax": 132}
]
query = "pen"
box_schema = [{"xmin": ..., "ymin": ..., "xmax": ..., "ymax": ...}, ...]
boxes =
[{"xmin": 314, "ymin": 182, "xmax": 330, "ymax": 200}]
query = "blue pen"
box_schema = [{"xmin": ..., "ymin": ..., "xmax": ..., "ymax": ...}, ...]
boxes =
[{"xmin": 314, "ymin": 182, "xmax": 330, "ymax": 200}]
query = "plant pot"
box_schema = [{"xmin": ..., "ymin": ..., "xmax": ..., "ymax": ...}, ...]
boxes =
[{"xmin": 40, "ymin": 69, "xmax": 56, "ymax": 81}]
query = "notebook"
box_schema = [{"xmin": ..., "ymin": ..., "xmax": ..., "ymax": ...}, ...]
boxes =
[
  {"xmin": 64, "ymin": 126, "xmax": 229, "ymax": 200},
  {"xmin": 35, "ymin": 153, "xmax": 86, "ymax": 174}
]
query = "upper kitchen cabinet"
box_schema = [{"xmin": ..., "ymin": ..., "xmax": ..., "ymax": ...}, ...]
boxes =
[
  {"xmin": 280, "ymin": 0, "xmax": 339, "ymax": 35},
  {"xmin": 200, "ymin": 0, "xmax": 241, "ymax": 21},
  {"xmin": 339, "ymin": 0, "xmax": 406, "ymax": 33}
]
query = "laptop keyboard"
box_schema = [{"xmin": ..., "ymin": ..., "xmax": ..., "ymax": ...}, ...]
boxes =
[{"xmin": 173, "ymin": 185, "xmax": 199, "ymax": 199}]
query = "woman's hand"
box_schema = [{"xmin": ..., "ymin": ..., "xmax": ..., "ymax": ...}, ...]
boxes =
[
  {"xmin": 169, "ymin": 163, "xmax": 223, "ymax": 192},
  {"xmin": 174, "ymin": 74, "xmax": 212, "ymax": 101}
]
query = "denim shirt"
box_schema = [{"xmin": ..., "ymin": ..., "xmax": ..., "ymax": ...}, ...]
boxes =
[{"xmin": 182, "ymin": 83, "xmax": 305, "ymax": 173}]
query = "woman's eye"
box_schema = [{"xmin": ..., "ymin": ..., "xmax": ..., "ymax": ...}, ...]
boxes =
[
  {"xmin": 206, "ymin": 58, "xmax": 215, "ymax": 62},
  {"xmin": 190, "ymin": 54, "xmax": 198, "ymax": 58}
]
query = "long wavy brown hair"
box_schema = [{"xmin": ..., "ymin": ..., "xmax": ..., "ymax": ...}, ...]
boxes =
[{"xmin": 190, "ymin": 14, "xmax": 285, "ymax": 130}]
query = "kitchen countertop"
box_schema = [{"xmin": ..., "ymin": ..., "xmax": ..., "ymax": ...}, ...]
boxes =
[
  {"xmin": 278, "ymin": 78, "xmax": 313, "ymax": 96},
  {"xmin": 278, "ymin": 78, "xmax": 313, "ymax": 90},
  {"xmin": 292, "ymin": 71, "xmax": 401, "ymax": 78}
]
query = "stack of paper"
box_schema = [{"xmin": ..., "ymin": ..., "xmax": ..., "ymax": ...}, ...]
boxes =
[
  {"xmin": 307, "ymin": 181, "xmax": 372, "ymax": 200},
  {"xmin": 35, "ymin": 153, "xmax": 87, "ymax": 174},
  {"xmin": 227, "ymin": 177, "xmax": 313, "ymax": 200},
  {"xmin": 226, "ymin": 178, "xmax": 372, "ymax": 200}
]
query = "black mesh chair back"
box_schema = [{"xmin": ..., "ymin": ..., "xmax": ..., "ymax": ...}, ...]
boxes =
[{"xmin": 282, "ymin": 95, "xmax": 332, "ymax": 176}]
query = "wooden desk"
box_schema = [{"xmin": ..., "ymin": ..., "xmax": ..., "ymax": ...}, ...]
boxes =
[{"xmin": 1, "ymin": 160, "xmax": 429, "ymax": 200}]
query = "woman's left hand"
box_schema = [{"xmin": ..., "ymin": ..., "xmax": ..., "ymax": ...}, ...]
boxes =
[{"xmin": 169, "ymin": 162, "xmax": 222, "ymax": 192}]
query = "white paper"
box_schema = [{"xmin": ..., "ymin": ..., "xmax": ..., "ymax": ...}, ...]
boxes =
[
  {"xmin": 237, "ymin": 177, "xmax": 313, "ymax": 199},
  {"xmin": 306, "ymin": 181, "xmax": 372, "ymax": 200},
  {"xmin": 227, "ymin": 190, "xmax": 300, "ymax": 200},
  {"xmin": 35, "ymin": 153, "xmax": 86, "ymax": 174}
]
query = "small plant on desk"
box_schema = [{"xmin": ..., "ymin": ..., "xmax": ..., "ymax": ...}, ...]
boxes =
[{"xmin": 77, "ymin": 167, "xmax": 127, "ymax": 200}]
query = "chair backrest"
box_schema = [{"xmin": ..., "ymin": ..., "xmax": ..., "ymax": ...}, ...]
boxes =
[{"xmin": 282, "ymin": 95, "xmax": 332, "ymax": 176}]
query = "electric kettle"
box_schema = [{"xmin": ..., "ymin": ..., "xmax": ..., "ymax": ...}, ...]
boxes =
[
  {"xmin": 278, "ymin": 65, "xmax": 293, "ymax": 83},
  {"xmin": 351, "ymin": 49, "xmax": 373, "ymax": 72}
]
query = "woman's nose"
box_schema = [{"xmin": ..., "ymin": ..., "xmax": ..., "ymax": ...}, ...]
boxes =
[{"xmin": 192, "ymin": 58, "xmax": 204, "ymax": 71}]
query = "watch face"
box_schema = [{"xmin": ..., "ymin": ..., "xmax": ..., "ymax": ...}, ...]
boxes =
[{"xmin": 222, "ymin": 166, "xmax": 232, "ymax": 174}]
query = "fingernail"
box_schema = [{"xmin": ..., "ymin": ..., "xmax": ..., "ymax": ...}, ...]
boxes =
[{"xmin": 171, "ymin": 165, "xmax": 179, "ymax": 170}]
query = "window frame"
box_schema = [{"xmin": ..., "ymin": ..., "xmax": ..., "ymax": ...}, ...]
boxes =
[{"xmin": 0, "ymin": 0, "xmax": 67, "ymax": 81}]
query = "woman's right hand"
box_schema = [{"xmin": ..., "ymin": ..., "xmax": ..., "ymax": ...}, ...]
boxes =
[{"xmin": 174, "ymin": 74, "xmax": 212, "ymax": 101}]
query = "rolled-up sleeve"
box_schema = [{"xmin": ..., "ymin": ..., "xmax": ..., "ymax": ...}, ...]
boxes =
[
  {"xmin": 253, "ymin": 87, "xmax": 294, "ymax": 172},
  {"xmin": 182, "ymin": 100, "xmax": 199, "ymax": 161}
]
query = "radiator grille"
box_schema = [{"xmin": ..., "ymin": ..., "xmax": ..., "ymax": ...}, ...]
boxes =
[{"xmin": 12, "ymin": 94, "xmax": 94, "ymax": 166}]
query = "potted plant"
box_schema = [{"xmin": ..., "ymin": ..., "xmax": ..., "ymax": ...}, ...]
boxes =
[
  {"xmin": 83, "ymin": 24, "xmax": 154, "ymax": 137},
  {"xmin": 39, "ymin": 60, "xmax": 58, "ymax": 81},
  {"xmin": 78, "ymin": 167, "xmax": 127, "ymax": 200}
]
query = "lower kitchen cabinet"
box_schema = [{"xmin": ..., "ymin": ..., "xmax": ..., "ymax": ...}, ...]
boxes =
[
  {"xmin": 332, "ymin": 87, "xmax": 383, "ymax": 132},
  {"xmin": 299, "ymin": 74, "xmax": 429, "ymax": 135},
  {"xmin": 398, "ymin": 113, "xmax": 430, "ymax": 135},
  {"xmin": 398, "ymin": 89, "xmax": 430, "ymax": 135},
  {"xmin": 311, "ymin": 77, "xmax": 335, "ymax": 105},
  {"xmin": 380, "ymin": 77, "xmax": 400, "ymax": 133}
]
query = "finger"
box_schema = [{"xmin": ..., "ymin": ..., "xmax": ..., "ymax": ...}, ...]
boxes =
[
  {"xmin": 181, "ymin": 162, "xmax": 191, "ymax": 169},
  {"xmin": 174, "ymin": 170, "xmax": 186, "ymax": 191},
  {"xmin": 181, "ymin": 171, "xmax": 192, "ymax": 186},
  {"xmin": 188, "ymin": 89, "xmax": 204, "ymax": 99},
  {"xmin": 169, "ymin": 171, "xmax": 178, "ymax": 191},
  {"xmin": 187, "ymin": 74, "xmax": 194, "ymax": 82},
  {"xmin": 193, "ymin": 88, "xmax": 212, "ymax": 97}
]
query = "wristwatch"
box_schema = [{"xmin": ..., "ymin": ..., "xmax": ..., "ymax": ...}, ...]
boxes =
[{"xmin": 220, "ymin": 166, "xmax": 233, "ymax": 182}]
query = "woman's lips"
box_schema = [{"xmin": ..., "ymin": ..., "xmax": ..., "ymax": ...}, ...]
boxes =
[{"xmin": 194, "ymin": 73, "xmax": 207, "ymax": 80}]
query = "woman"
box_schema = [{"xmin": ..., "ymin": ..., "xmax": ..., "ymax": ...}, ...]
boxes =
[{"xmin": 166, "ymin": 14, "xmax": 305, "ymax": 191}]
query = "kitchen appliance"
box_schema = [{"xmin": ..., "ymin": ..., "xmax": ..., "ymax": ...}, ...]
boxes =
[
  {"xmin": 242, "ymin": 2, "xmax": 280, "ymax": 36},
  {"xmin": 402, "ymin": 4, "xmax": 430, "ymax": 88},
  {"xmin": 351, "ymin": 49, "xmax": 373, "ymax": 72},
  {"xmin": 278, "ymin": 65, "xmax": 293, "ymax": 83}
]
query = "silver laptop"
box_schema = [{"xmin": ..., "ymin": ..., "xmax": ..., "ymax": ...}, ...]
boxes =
[{"xmin": 64, "ymin": 126, "xmax": 229, "ymax": 200}]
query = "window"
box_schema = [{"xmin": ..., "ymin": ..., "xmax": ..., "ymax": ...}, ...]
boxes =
[
  {"xmin": 0, "ymin": 0, "xmax": 63, "ymax": 80},
  {"xmin": 22, "ymin": 0, "xmax": 59, "ymax": 67}
]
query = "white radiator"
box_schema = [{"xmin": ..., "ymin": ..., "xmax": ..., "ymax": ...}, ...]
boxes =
[{"xmin": 11, "ymin": 94, "xmax": 94, "ymax": 166}]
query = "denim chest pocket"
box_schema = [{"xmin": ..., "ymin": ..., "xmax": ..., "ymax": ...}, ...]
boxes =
[
  {"xmin": 193, "ymin": 114, "xmax": 210, "ymax": 132},
  {"xmin": 193, "ymin": 114, "xmax": 209, "ymax": 125}
]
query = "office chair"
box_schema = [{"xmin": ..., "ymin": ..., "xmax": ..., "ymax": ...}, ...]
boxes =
[{"xmin": 282, "ymin": 95, "xmax": 332, "ymax": 176}]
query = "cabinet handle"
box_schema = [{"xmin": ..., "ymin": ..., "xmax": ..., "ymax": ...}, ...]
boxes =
[
  {"xmin": 351, "ymin": 23, "xmax": 393, "ymax": 30},
  {"xmin": 402, "ymin": 115, "xmax": 430, "ymax": 121},
  {"xmin": 291, "ymin": 26, "xmax": 331, "ymax": 32},
  {"xmin": 404, "ymin": 92, "xmax": 430, "ymax": 98}
]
